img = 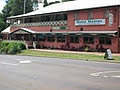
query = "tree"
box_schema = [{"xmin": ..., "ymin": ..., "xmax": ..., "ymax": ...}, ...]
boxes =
[
  {"xmin": 0, "ymin": 0, "xmax": 38, "ymax": 32},
  {"xmin": 62, "ymin": 0, "xmax": 74, "ymax": 2},
  {"xmin": 43, "ymin": 0, "xmax": 48, "ymax": 7},
  {"xmin": 2, "ymin": 0, "xmax": 38, "ymax": 16},
  {"xmin": 48, "ymin": 1, "xmax": 60, "ymax": 6},
  {"xmin": 0, "ymin": 13, "xmax": 6, "ymax": 32}
]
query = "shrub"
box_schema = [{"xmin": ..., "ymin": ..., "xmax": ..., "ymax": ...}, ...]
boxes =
[
  {"xmin": 0, "ymin": 41, "xmax": 26, "ymax": 54},
  {"xmin": 0, "ymin": 41, "xmax": 10, "ymax": 54}
]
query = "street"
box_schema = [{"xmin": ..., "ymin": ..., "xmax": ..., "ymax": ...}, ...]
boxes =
[{"xmin": 0, "ymin": 55, "xmax": 120, "ymax": 90}]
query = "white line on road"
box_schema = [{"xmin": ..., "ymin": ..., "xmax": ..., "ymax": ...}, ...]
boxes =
[
  {"xmin": 104, "ymin": 76, "xmax": 108, "ymax": 78},
  {"xmin": 90, "ymin": 71, "xmax": 120, "ymax": 79},
  {"xmin": 111, "ymin": 75, "xmax": 120, "ymax": 78},
  {"xmin": 0, "ymin": 62, "xmax": 18, "ymax": 66},
  {"xmin": 90, "ymin": 71, "xmax": 120, "ymax": 77},
  {"xmin": 19, "ymin": 60, "xmax": 31, "ymax": 64},
  {"xmin": 15, "ymin": 59, "xmax": 21, "ymax": 61}
]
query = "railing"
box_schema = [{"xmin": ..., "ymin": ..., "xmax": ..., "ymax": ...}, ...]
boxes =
[{"xmin": 11, "ymin": 20, "xmax": 67, "ymax": 28}]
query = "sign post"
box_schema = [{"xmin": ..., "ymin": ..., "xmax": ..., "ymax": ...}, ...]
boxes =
[{"xmin": 104, "ymin": 49, "xmax": 114, "ymax": 60}]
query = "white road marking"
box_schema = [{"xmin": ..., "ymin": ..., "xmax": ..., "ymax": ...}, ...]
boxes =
[
  {"xmin": 90, "ymin": 71, "xmax": 120, "ymax": 77},
  {"xmin": 19, "ymin": 60, "xmax": 31, "ymax": 64},
  {"xmin": 0, "ymin": 62, "xmax": 18, "ymax": 66},
  {"xmin": 104, "ymin": 76, "xmax": 108, "ymax": 78},
  {"xmin": 111, "ymin": 75, "xmax": 120, "ymax": 78},
  {"xmin": 15, "ymin": 59, "xmax": 21, "ymax": 61}
]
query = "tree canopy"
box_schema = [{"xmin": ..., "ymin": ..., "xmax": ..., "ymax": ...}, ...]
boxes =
[
  {"xmin": 62, "ymin": 0, "xmax": 74, "ymax": 2},
  {"xmin": 0, "ymin": 0, "xmax": 38, "ymax": 32}
]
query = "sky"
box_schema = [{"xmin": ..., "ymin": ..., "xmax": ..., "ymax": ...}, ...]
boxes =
[
  {"xmin": 0, "ymin": 0, "xmax": 61, "ymax": 13},
  {"xmin": 0, "ymin": 0, "xmax": 6, "ymax": 13}
]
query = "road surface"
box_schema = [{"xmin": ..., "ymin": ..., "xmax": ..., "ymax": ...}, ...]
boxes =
[{"xmin": 0, "ymin": 55, "xmax": 120, "ymax": 90}]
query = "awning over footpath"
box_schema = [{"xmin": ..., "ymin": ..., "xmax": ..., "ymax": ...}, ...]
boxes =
[
  {"xmin": 10, "ymin": 28, "xmax": 117, "ymax": 36},
  {"xmin": 36, "ymin": 31, "xmax": 117, "ymax": 36}
]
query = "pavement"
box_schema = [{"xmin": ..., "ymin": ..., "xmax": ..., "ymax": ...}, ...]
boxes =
[{"xmin": 31, "ymin": 49, "xmax": 120, "ymax": 56}]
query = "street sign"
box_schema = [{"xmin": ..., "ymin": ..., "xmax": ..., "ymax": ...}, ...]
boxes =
[{"xmin": 104, "ymin": 49, "xmax": 114, "ymax": 60}]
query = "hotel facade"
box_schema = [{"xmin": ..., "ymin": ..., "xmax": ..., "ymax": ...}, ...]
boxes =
[{"xmin": 2, "ymin": 0, "xmax": 120, "ymax": 53}]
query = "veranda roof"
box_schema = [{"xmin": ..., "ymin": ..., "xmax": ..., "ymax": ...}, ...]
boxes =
[
  {"xmin": 8, "ymin": 0, "xmax": 120, "ymax": 19},
  {"xmin": 1, "ymin": 26, "xmax": 11, "ymax": 34},
  {"xmin": 10, "ymin": 28, "xmax": 36, "ymax": 34},
  {"xmin": 10, "ymin": 27, "xmax": 117, "ymax": 35},
  {"xmin": 36, "ymin": 31, "xmax": 117, "ymax": 35}
]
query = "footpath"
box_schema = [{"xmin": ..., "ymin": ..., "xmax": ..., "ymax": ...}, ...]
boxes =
[{"xmin": 31, "ymin": 49, "xmax": 120, "ymax": 57}]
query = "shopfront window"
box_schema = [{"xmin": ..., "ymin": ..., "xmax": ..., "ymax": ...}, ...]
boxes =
[
  {"xmin": 99, "ymin": 37, "xmax": 111, "ymax": 45},
  {"xmin": 37, "ymin": 35, "xmax": 46, "ymax": 41},
  {"xmin": 70, "ymin": 36, "xmax": 79, "ymax": 43},
  {"xmin": 47, "ymin": 36, "xmax": 55, "ymax": 42},
  {"xmin": 12, "ymin": 34, "xmax": 32, "ymax": 41},
  {"xmin": 84, "ymin": 36, "xmax": 94, "ymax": 44},
  {"xmin": 57, "ymin": 36, "xmax": 65, "ymax": 42}
]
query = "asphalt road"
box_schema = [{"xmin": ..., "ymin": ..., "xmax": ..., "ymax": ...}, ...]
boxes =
[{"xmin": 0, "ymin": 55, "xmax": 120, "ymax": 90}]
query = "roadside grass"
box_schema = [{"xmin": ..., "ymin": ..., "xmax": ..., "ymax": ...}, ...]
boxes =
[{"xmin": 18, "ymin": 50, "xmax": 120, "ymax": 63}]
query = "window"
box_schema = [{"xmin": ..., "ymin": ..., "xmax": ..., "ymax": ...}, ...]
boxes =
[
  {"xmin": 74, "ymin": 12, "xmax": 79, "ymax": 20},
  {"xmin": 47, "ymin": 36, "xmax": 55, "ymax": 42},
  {"xmin": 99, "ymin": 37, "xmax": 111, "ymax": 45},
  {"xmin": 88, "ymin": 11, "xmax": 93, "ymax": 19},
  {"xmin": 39, "ymin": 37, "xmax": 45, "ymax": 41},
  {"xmin": 36, "ymin": 35, "xmax": 46, "ymax": 41},
  {"xmin": 103, "ymin": 8, "xmax": 109, "ymax": 18},
  {"xmin": 57, "ymin": 36, "xmax": 65, "ymax": 42},
  {"xmin": 70, "ymin": 36, "xmax": 79, "ymax": 43},
  {"xmin": 84, "ymin": 36, "xmax": 94, "ymax": 44}
]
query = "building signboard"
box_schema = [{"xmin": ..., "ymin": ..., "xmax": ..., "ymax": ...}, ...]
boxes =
[
  {"xmin": 52, "ymin": 26, "xmax": 66, "ymax": 30},
  {"xmin": 109, "ymin": 13, "xmax": 113, "ymax": 26},
  {"xmin": 75, "ymin": 19, "xmax": 105, "ymax": 26}
]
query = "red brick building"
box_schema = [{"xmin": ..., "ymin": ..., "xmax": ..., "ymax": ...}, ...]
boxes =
[{"xmin": 3, "ymin": 0, "xmax": 120, "ymax": 53}]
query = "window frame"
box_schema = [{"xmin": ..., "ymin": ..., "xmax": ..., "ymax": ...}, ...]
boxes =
[
  {"xmin": 74, "ymin": 12, "xmax": 79, "ymax": 20},
  {"xmin": 47, "ymin": 36, "xmax": 55, "ymax": 42},
  {"xmin": 70, "ymin": 36, "xmax": 79, "ymax": 43},
  {"xmin": 88, "ymin": 10, "xmax": 93, "ymax": 20},
  {"xmin": 57, "ymin": 36, "xmax": 66, "ymax": 43},
  {"xmin": 83, "ymin": 36, "xmax": 94, "ymax": 44},
  {"xmin": 99, "ymin": 36, "xmax": 112, "ymax": 45}
]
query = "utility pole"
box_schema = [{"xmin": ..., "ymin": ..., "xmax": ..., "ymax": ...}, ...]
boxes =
[{"xmin": 23, "ymin": 0, "xmax": 27, "ymax": 14}]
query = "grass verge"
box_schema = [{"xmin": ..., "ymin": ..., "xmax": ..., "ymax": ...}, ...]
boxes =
[{"xmin": 18, "ymin": 50, "xmax": 120, "ymax": 63}]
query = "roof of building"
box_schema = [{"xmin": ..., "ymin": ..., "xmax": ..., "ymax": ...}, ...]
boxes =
[
  {"xmin": 1, "ymin": 26, "xmax": 11, "ymax": 34},
  {"xmin": 36, "ymin": 31, "xmax": 117, "ymax": 35},
  {"xmin": 8, "ymin": 0, "xmax": 120, "ymax": 19},
  {"xmin": 10, "ymin": 27, "xmax": 117, "ymax": 35},
  {"xmin": 9, "ymin": 28, "xmax": 36, "ymax": 34}
]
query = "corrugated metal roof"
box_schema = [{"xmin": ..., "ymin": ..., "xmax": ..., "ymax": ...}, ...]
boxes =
[
  {"xmin": 10, "ymin": 28, "xmax": 36, "ymax": 34},
  {"xmin": 21, "ymin": 28, "xmax": 36, "ymax": 33},
  {"xmin": 36, "ymin": 31, "xmax": 117, "ymax": 34},
  {"xmin": 8, "ymin": 0, "xmax": 120, "ymax": 19},
  {"xmin": 1, "ymin": 26, "xmax": 11, "ymax": 33}
]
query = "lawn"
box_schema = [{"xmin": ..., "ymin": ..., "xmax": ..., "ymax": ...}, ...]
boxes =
[{"xmin": 18, "ymin": 50, "xmax": 120, "ymax": 63}]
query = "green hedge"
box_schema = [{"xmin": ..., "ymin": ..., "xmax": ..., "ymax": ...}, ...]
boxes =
[{"xmin": 0, "ymin": 41, "xmax": 26, "ymax": 54}]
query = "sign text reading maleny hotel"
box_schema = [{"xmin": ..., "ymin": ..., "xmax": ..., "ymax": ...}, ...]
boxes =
[{"xmin": 75, "ymin": 19, "xmax": 105, "ymax": 26}]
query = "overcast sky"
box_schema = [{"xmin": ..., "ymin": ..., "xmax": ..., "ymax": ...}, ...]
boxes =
[
  {"xmin": 0, "ymin": 0, "xmax": 61, "ymax": 13},
  {"xmin": 0, "ymin": 0, "xmax": 6, "ymax": 13}
]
